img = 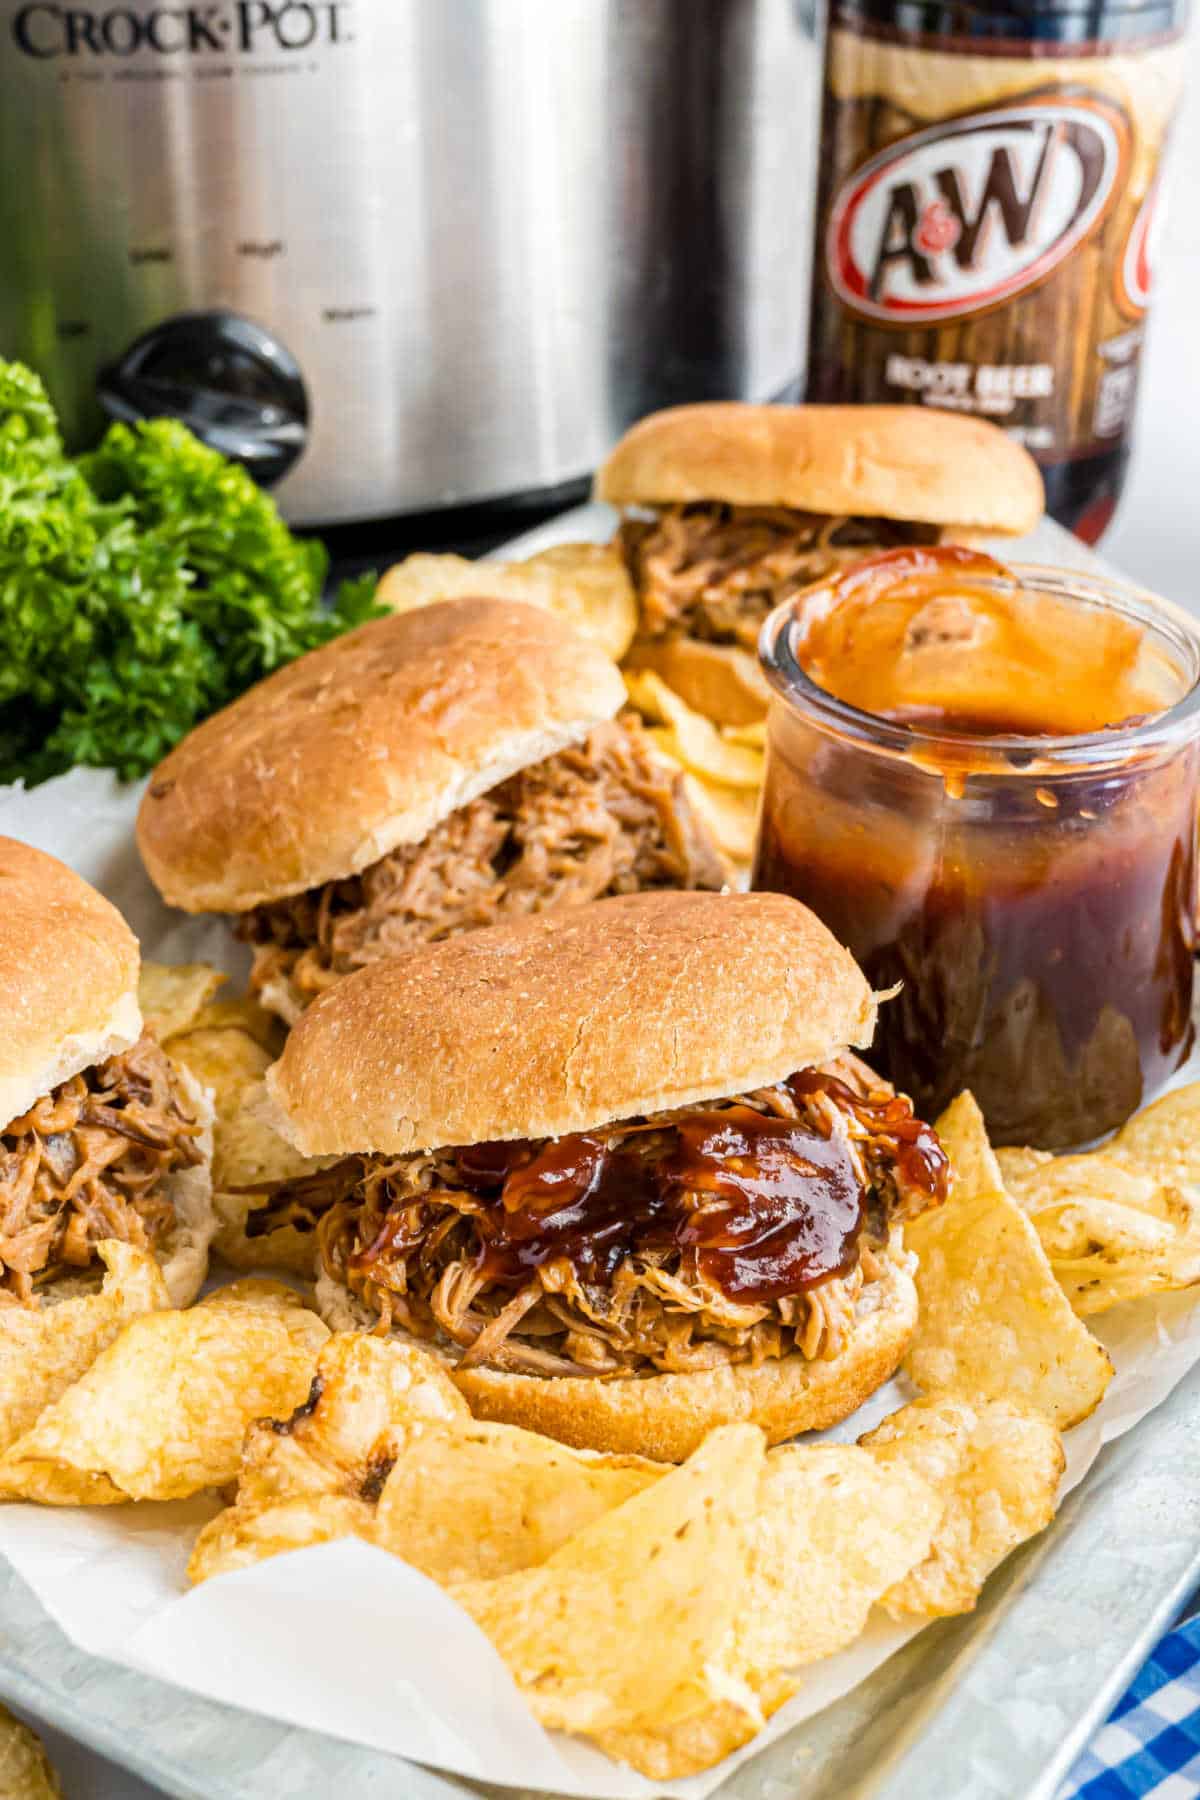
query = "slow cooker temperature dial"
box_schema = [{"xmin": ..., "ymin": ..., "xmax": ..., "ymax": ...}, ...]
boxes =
[{"xmin": 97, "ymin": 311, "xmax": 309, "ymax": 488}]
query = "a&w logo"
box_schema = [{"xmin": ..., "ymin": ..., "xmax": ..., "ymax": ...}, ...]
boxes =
[{"xmin": 826, "ymin": 93, "xmax": 1129, "ymax": 324}]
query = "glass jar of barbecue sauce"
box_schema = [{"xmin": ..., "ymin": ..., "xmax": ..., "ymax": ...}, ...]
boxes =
[{"xmin": 753, "ymin": 545, "xmax": 1200, "ymax": 1148}]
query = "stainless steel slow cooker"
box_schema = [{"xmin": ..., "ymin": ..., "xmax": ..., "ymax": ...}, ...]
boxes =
[{"xmin": 0, "ymin": 0, "xmax": 822, "ymax": 525}]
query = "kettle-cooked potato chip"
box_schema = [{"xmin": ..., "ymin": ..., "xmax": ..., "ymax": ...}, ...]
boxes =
[
  {"xmin": 860, "ymin": 1394, "xmax": 1064, "ymax": 1617},
  {"xmin": 905, "ymin": 1092, "xmax": 1113, "ymax": 1427},
  {"xmin": 192, "ymin": 1348, "xmax": 661, "ymax": 1589},
  {"xmin": 141, "ymin": 962, "xmax": 301, "ymax": 1268},
  {"xmin": 373, "ymin": 1420, "xmax": 660, "ymax": 1583},
  {"xmin": 451, "ymin": 1426, "xmax": 763, "ymax": 1736},
  {"xmin": 267, "ymin": 1332, "xmax": 469, "ymax": 1477},
  {"xmin": 190, "ymin": 1493, "xmax": 377, "ymax": 1585},
  {"xmin": 199, "ymin": 1277, "xmax": 328, "ymax": 1346},
  {"xmin": 189, "ymin": 1333, "xmax": 470, "ymax": 1581},
  {"xmin": 183, "ymin": 1323, "xmax": 1073, "ymax": 1781},
  {"xmin": 138, "ymin": 961, "xmax": 226, "ymax": 1042},
  {"xmin": 593, "ymin": 1675, "xmax": 800, "ymax": 1783},
  {"xmin": 181, "ymin": 995, "xmax": 283, "ymax": 1054},
  {"xmin": 997, "ymin": 1147, "xmax": 1200, "ymax": 1315},
  {"xmin": 739, "ymin": 1444, "xmax": 941, "ymax": 1670},
  {"xmin": 723, "ymin": 720, "xmax": 767, "ymax": 750},
  {"xmin": 0, "ymin": 1241, "xmax": 168, "ymax": 1455},
  {"xmin": 682, "ymin": 774, "xmax": 759, "ymax": 866},
  {"xmin": 620, "ymin": 667, "xmax": 765, "ymax": 866},
  {"xmin": 595, "ymin": 1443, "xmax": 940, "ymax": 1779},
  {"xmin": 378, "ymin": 542, "xmax": 638, "ymax": 661},
  {"xmin": 0, "ymin": 1284, "xmax": 328, "ymax": 1504},
  {"xmin": 162, "ymin": 1035, "xmax": 317, "ymax": 1274},
  {"xmin": 1110, "ymin": 1082, "xmax": 1200, "ymax": 1189},
  {"xmin": 166, "ymin": 1025, "xmax": 271, "ymax": 1123},
  {"xmin": 0, "ymin": 1704, "xmax": 62, "ymax": 1799},
  {"xmin": 625, "ymin": 670, "xmax": 765, "ymax": 789}
]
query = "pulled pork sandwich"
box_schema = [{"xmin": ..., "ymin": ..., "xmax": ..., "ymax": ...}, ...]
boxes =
[
  {"xmin": 137, "ymin": 598, "xmax": 728, "ymax": 1029},
  {"xmin": 597, "ymin": 402, "xmax": 1044, "ymax": 726},
  {"xmin": 256, "ymin": 890, "xmax": 948, "ymax": 1459},
  {"xmin": 0, "ymin": 838, "xmax": 214, "ymax": 1310}
]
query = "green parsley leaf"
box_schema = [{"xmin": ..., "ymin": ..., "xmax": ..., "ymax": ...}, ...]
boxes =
[{"xmin": 0, "ymin": 363, "xmax": 382, "ymax": 786}]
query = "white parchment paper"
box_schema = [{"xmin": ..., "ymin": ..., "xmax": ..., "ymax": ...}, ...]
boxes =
[{"xmin": 2, "ymin": 754, "xmax": 1200, "ymax": 1800}]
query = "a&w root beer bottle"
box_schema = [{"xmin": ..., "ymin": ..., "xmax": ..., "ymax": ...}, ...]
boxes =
[{"xmin": 807, "ymin": 0, "xmax": 1188, "ymax": 541}]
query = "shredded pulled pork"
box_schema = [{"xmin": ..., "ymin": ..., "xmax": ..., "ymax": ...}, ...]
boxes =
[
  {"xmin": 252, "ymin": 1064, "xmax": 947, "ymax": 1379},
  {"xmin": 0, "ymin": 1034, "xmax": 203, "ymax": 1306},
  {"xmin": 619, "ymin": 503, "xmax": 943, "ymax": 649},
  {"xmin": 240, "ymin": 716, "xmax": 727, "ymax": 1012}
]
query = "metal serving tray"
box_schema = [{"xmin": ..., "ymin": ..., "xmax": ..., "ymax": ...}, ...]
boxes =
[{"xmin": 2, "ymin": 509, "xmax": 1195, "ymax": 1800}]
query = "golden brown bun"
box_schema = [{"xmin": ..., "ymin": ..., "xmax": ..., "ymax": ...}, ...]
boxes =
[
  {"xmin": 137, "ymin": 599, "xmax": 628, "ymax": 915},
  {"xmin": 623, "ymin": 635, "xmax": 770, "ymax": 727},
  {"xmin": 0, "ymin": 838, "xmax": 141, "ymax": 1132},
  {"xmin": 596, "ymin": 403, "xmax": 1044, "ymax": 535},
  {"xmin": 316, "ymin": 1243, "xmax": 917, "ymax": 1460},
  {"xmin": 267, "ymin": 889, "xmax": 876, "ymax": 1157}
]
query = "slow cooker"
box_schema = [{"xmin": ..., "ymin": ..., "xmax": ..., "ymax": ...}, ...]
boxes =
[{"xmin": 0, "ymin": 0, "xmax": 822, "ymax": 526}]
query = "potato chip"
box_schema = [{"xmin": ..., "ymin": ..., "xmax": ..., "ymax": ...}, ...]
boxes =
[
  {"xmin": 373, "ymin": 1420, "xmax": 660, "ymax": 1583},
  {"xmin": 625, "ymin": 670, "xmax": 765, "ymax": 789},
  {"xmin": 161, "ymin": 1026, "xmax": 318, "ymax": 1273},
  {"xmin": 595, "ymin": 1443, "xmax": 939, "ymax": 1778},
  {"xmin": 737, "ymin": 1444, "xmax": 941, "ymax": 1671},
  {"xmin": 0, "ymin": 1704, "xmax": 62, "ymax": 1799},
  {"xmin": 997, "ymin": 1147, "xmax": 1200, "ymax": 1315},
  {"xmin": 199, "ymin": 1278, "xmax": 330, "ymax": 1357},
  {"xmin": 1110, "ymin": 1082, "xmax": 1200, "ymax": 1189},
  {"xmin": 0, "ymin": 1241, "xmax": 169, "ymax": 1455},
  {"xmin": 189, "ymin": 1333, "xmax": 470, "ymax": 1581},
  {"xmin": 594, "ymin": 1675, "xmax": 799, "ymax": 1782},
  {"xmin": 179, "ymin": 995, "xmax": 284, "ymax": 1056},
  {"xmin": 0, "ymin": 1289, "xmax": 328, "ymax": 1503},
  {"xmin": 189, "ymin": 1494, "xmax": 377, "ymax": 1585},
  {"xmin": 522, "ymin": 542, "xmax": 639, "ymax": 660},
  {"xmin": 860, "ymin": 1395, "xmax": 1064, "ymax": 1617},
  {"xmin": 378, "ymin": 542, "xmax": 637, "ymax": 661},
  {"xmin": 992, "ymin": 1145, "xmax": 1049, "ymax": 1187},
  {"xmin": 215, "ymin": 1077, "xmax": 311, "ymax": 1186},
  {"xmin": 165, "ymin": 1026, "xmax": 271, "ymax": 1124},
  {"xmin": 193, "ymin": 1355, "xmax": 661, "ymax": 1590},
  {"xmin": 451, "ymin": 1425, "xmax": 763, "ymax": 1736},
  {"xmin": 265, "ymin": 1332, "xmax": 468, "ymax": 1476},
  {"xmin": 137, "ymin": 961, "xmax": 226, "ymax": 1042},
  {"xmin": 905, "ymin": 1092, "xmax": 1113, "ymax": 1427},
  {"xmin": 682, "ymin": 774, "xmax": 759, "ymax": 865},
  {"xmin": 723, "ymin": 720, "xmax": 767, "ymax": 750}
]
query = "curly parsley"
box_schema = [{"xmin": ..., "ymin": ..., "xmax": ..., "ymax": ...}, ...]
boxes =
[{"xmin": 0, "ymin": 362, "xmax": 380, "ymax": 785}]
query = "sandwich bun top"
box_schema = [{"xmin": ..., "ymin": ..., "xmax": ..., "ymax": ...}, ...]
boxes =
[
  {"xmin": 137, "ymin": 598, "xmax": 628, "ymax": 916},
  {"xmin": 0, "ymin": 838, "xmax": 141, "ymax": 1132},
  {"xmin": 595, "ymin": 402, "xmax": 1044, "ymax": 536},
  {"xmin": 267, "ymin": 889, "xmax": 876, "ymax": 1157}
]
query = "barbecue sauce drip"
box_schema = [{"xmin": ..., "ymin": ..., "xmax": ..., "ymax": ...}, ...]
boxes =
[
  {"xmin": 452, "ymin": 1074, "xmax": 946, "ymax": 1303},
  {"xmin": 656, "ymin": 1107, "xmax": 864, "ymax": 1299},
  {"xmin": 786, "ymin": 1071, "xmax": 950, "ymax": 1211}
]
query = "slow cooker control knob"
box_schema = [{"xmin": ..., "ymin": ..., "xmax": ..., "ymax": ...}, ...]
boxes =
[{"xmin": 97, "ymin": 311, "xmax": 309, "ymax": 488}]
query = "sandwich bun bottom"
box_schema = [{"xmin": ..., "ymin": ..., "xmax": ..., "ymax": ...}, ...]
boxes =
[{"xmin": 314, "ymin": 1240, "xmax": 916, "ymax": 1462}]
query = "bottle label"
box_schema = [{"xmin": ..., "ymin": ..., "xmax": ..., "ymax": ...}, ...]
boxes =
[{"xmin": 809, "ymin": 23, "xmax": 1185, "ymax": 460}]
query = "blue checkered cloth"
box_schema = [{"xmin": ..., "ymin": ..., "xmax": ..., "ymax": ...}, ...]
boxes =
[{"xmin": 1058, "ymin": 1616, "xmax": 1200, "ymax": 1798}]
